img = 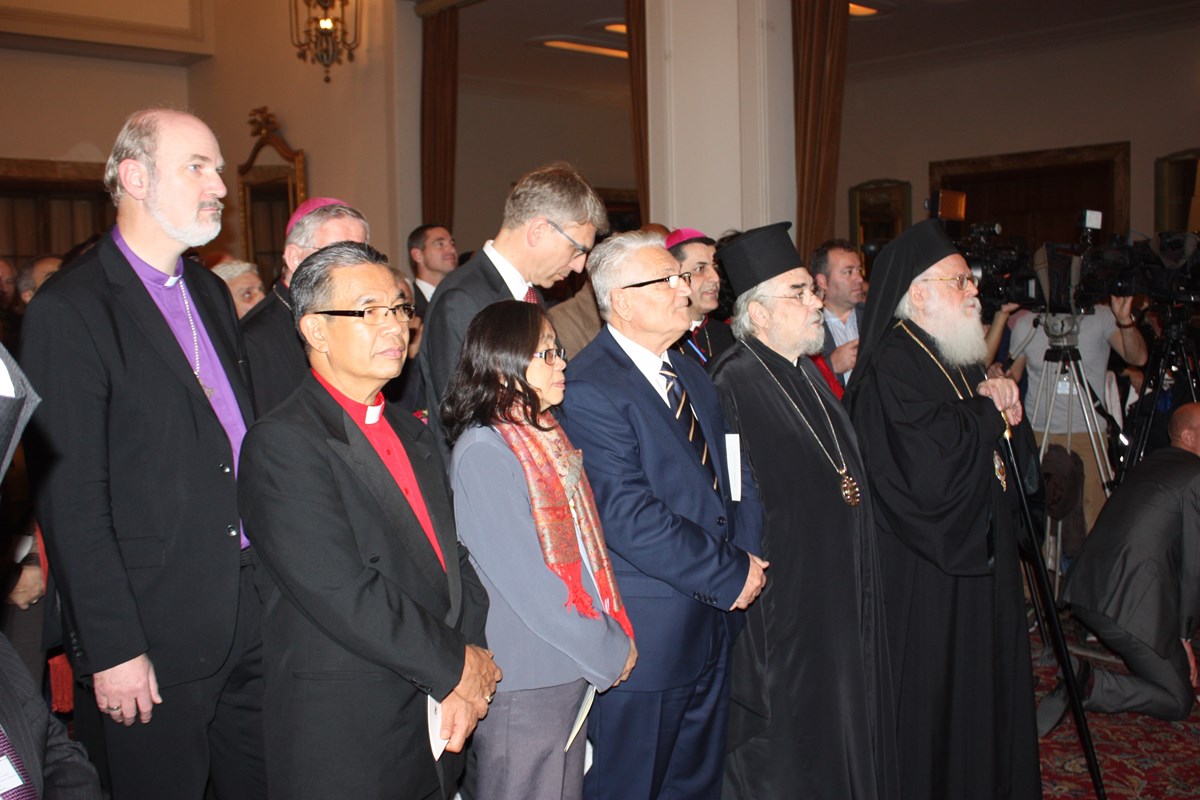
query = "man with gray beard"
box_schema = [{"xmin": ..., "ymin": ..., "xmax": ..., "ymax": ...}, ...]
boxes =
[
  {"xmin": 710, "ymin": 223, "xmax": 897, "ymax": 800},
  {"xmin": 845, "ymin": 219, "xmax": 1042, "ymax": 800},
  {"xmin": 22, "ymin": 109, "xmax": 264, "ymax": 798}
]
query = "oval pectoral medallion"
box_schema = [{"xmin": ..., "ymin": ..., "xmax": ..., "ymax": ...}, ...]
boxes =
[
  {"xmin": 993, "ymin": 450, "xmax": 1008, "ymax": 492},
  {"xmin": 840, "ymin": 473, "xmax": 862, "ymax": 506}
]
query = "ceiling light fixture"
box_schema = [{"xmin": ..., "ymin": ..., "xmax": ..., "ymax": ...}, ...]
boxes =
[
  {"xmin": 604, "ymin": 23, "xmax": 628, "ymax": 35},
  {"xmin": 848, "ymin": 3, "xmax": 879, "ymax": 16},
  {"xmin": 290, "ymin": 0, "xmax": 361, "ymax": 82},
  {"xmin": 540, "ymin": 40, "xmax": 628, "ymax": 60}
]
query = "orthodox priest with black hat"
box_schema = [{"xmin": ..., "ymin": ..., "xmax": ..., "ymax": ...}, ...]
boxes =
[
  {"xmin": 711, "ymin": 222, "xmax": 898, "ymax": 800},
  {"xmin": 845, "ymin": 219, "xmax": 1042, "ymax": 799}
]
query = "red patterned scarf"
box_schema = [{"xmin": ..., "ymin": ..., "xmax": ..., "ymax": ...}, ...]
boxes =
[{"xmin": 494, "ymin": 414, "xmax": 633, "ymax": 639}]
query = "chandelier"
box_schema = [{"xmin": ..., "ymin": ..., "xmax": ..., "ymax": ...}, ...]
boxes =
[{"xmin": 290, "ymin": 0, "xmax": 361, "ymax": 82}]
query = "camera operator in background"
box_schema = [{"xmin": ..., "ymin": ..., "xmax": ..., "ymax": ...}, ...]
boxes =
[{"xmin": 1005, "ymin": 296, "xmax": 1147, "ymax": 536}]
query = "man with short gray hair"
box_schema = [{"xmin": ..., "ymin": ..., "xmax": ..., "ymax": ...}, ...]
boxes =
[
  {"xmin": 421, "ymin": 162, "xmax": 608, "ymax": 452},
  {"xmin": 562, "ymin": 230, "xmax": 764, "ymax": 800},
  {"xmin": 242, "ymin": 197, "xmax": 369, "ymax": 413}
]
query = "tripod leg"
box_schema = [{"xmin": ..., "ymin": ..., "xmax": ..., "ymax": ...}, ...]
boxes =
[{"xmin": 1004, "ymin": 435, "xmax": 1107, "ymax": 800}]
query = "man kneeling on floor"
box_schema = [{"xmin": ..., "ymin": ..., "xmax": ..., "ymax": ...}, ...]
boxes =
[{"xmin": 1040, "ymin": 402, "xmax": 1200, "ymax": 735}]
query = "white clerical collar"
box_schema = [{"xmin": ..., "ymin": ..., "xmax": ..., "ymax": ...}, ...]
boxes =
[
  {"xmin": 483, "ymin": 240, "xmax": 533, "ymax": 301},
  {"xmin": 365, "ymin": 403, "xmax": 383, "ymax": 424}
]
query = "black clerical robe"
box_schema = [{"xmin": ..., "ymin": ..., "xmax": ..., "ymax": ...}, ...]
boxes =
[
  {"xmin": 711, "ymin": 338, "xmax": 898, "ymax": 800},
  {"xmin": 846, "ymin": 322, "xmax": 1042, "ymax": 800}
]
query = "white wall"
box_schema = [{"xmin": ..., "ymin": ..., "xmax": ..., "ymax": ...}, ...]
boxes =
[
  {"xmin": 190, "ymin": 0, "xmax": 422, "ymax": 262},
  {"xmin": 646, "ymin": 0, "xmax": 795, "ymax": 238},
  {"xmin": 837, "ymin": 22, "xmax": 1200, "ymax": 239},
  {"xmin": 453, "ymin": 88, "xmax": 634, "ymax": 251},
  {"xmin": 0, "ymin": 48, "xmax": 187, "ymax": 162},
  {"xmin": 0, "ymin": 0, "xmax": 423, "ymax": 263}
]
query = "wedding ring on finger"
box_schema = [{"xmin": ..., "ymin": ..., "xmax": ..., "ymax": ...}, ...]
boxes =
[{"xmin": 106, "ymin": 705, "xmax": 121, "ymax": 712}]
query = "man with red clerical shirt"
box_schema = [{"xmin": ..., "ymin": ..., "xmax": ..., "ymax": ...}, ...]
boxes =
[{"xmin": 238, "ymin": 241, "xmax": 498, "ymax": 800}]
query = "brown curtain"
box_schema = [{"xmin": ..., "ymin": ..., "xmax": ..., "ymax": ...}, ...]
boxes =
[
  {"xmin": 792, "ymin": 0, "xmax": 848, "ymax": 259},
  {"xmin": 421, "ymin": 7, "xmax": 458, "ymax": 228},
  {"xmin": 625, "ymin": 0, "xmax": 649, "ymax": 226}
]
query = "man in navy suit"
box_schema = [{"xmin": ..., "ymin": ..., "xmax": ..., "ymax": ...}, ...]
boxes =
[{"xmin": 561, "ymin": 230, "xmax": 766, "ymax": 800}]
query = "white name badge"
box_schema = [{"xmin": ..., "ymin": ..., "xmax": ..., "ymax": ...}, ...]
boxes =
[
  {"xmin": 0, "ymin": 755, "xmax": 25, "ymax": 793},
  {"xmin": 725, "ymin": 434, "xmax": 742, "ymax": 502}
]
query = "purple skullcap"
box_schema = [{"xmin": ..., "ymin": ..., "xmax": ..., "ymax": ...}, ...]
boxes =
[
  {"xmin": 664, "ymin": 227, "xmax": 711, "ymax": 250},
  {"xmin": 285, "ymin": 197, "xmax": 349, "ymax": 237}
]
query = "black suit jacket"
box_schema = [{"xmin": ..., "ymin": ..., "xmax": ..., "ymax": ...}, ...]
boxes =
[
  {"xmin": 419, "ymin": 249, "xmax": 528, "ymax": 453},
  {"xmin": 0, "ymin": 633, "xmax": 100, "ymax": 798},
  {"xmin": 1063, "ymin": 446, "xmax": 1200, "ymax": 658},
  {"xmin": 21, "ymin": 231, "xmax": 254, "ymax": 684},
  {"xmin": 241, "ymin": 282, "xmax": 308, "ymax": 416},
  {"xmin": 238, "ymin": 374, "xmax": 489, "ymax": 799}
]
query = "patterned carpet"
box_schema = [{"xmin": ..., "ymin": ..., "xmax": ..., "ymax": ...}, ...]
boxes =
[{"xmin": 1033, "ymin": 620, "xmax": 1200, "ymax": 799}]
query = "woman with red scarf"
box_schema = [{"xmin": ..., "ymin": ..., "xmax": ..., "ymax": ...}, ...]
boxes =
[{"xmin": 443, "ymin": 300, "xmax": 636, "ymax": 800}]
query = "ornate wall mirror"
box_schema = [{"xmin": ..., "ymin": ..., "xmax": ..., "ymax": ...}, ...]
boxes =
[
  {"xmin": 848, "ymin": 179, "xmax": 911, "ymax": 272},
  {"xmin": 238, "ymin": 107, "xmax": 307, "ymax": 281},
  {"xmin": 1155, "ymin": 148, "xmax": 1200, "ymax": 233}
]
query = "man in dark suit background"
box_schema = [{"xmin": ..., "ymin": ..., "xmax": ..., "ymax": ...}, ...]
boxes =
[
  {"xmin": 419, "ymin": 163, "xmax": 608, "ymax": 453},
  {"xmin": 811, "ymin": 239, "xmax": 865, "ymax": 386},
  {"xmin": 241, "ymin": 198, "xmax": 369, "ymax": 415},
  {"xmin": 238, "ymin": 242, "xmax": 497, "ymax": 799},
  {"xmin": 561, "ymin": 231, "xmax": 765, "ymax": 800},
  {"xmin": 1042, "ymin": 402, "xmax": 1200, "ymax": 728},
  {"xmin": 21, "ymin": 108, "xmax": 264, "ymax": 798},
  {"xmin": 407, "ymin": 223, "xmax": 458, "ymax": 321}
]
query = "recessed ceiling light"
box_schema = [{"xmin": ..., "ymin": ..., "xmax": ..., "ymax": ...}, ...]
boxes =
[
  {"xmin": 540, "ymin": 40, "xmax": 629, "ymax": 60},
  {"xmin": 848, "ymin": 1, "xmax": 895, "ymax": 18},
  {"xmin": 605, "ymin": 23, "xmax": 628, "ymax": 35}
]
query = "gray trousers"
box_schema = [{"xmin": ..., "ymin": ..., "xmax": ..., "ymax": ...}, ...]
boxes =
[
  {"xmin": 471, "ymin": 679, "xmax": 589, "ymax": 800},
  {"xmin": 1073, "ymin": 606, "xmax": 1195, "ymax": 721}
]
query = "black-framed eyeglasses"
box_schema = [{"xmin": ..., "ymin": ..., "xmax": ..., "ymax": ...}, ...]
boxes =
[
  {"xmin": 313, "ymin": 303, "xmax": 416, "ymax": 325},
  {"xmin": 533, "ymin": 346, "xmax": 568, "ymax": 365},
  {"xmin": 918, "ymin": 274, "xmax": 979, "ymax": 291},
  {"xmin": 765, "ymin": 285, "xmax": 825, "ymax": 303},
  {"xmin": 621, "ymin": 271, "xmax": 693, "ymax": 290},
  {"xmin": 546, "ymin": 219, "xmax": 590, "ymax": 258}
]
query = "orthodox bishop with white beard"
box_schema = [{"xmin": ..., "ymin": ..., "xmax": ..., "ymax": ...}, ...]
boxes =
[
  {"xmin": 710, "ymin": 223, "xmax": 898, "ymax": 800},
  {"xmin": 845, "ymin": 219, "xmax": 1042, "ymax": 800}
]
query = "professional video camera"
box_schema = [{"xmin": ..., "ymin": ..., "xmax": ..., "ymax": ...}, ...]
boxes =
[{"xmin": 959, "ymin": 210, "xmax": 1200, "ymax": 315}]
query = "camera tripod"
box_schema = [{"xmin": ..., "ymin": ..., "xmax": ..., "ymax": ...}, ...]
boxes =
[
  {"xmin": 1113, "ymin": 305, "xmax": 1200, "ymax": 486},
  {"xmin": 1024, "ymin": 315, "xmax": 1114, "ymax": 593}
]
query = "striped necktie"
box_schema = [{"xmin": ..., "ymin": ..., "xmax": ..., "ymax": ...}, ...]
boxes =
[{"xmin": 660, "ymin": 359, "xmax": 719, "ymax": 491}]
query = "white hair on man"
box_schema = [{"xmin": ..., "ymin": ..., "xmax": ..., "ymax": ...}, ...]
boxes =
[{"xmin": 896, "ymin": 266, "xmax": 987, "ymax": 367}]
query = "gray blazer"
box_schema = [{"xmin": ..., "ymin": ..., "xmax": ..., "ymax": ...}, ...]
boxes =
[{"xmin": 449, "ymin": 425, "xmax": 630, "ymax": 692}]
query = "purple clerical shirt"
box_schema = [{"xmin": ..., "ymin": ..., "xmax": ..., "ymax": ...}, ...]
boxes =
[{"xmin": 114, "ymin": 227, "xmax": 250, "ymax": 548}]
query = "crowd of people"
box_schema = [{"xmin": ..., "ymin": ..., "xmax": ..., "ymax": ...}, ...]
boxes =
[{"xmin": 1, "ymin": 105, "xmax": 1197, "ymax": 800}]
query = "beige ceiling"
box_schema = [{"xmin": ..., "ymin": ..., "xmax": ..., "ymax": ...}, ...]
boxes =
[{"xmin": 458, "ymin": 0, "xmax": 1200, "ymax": 97}]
